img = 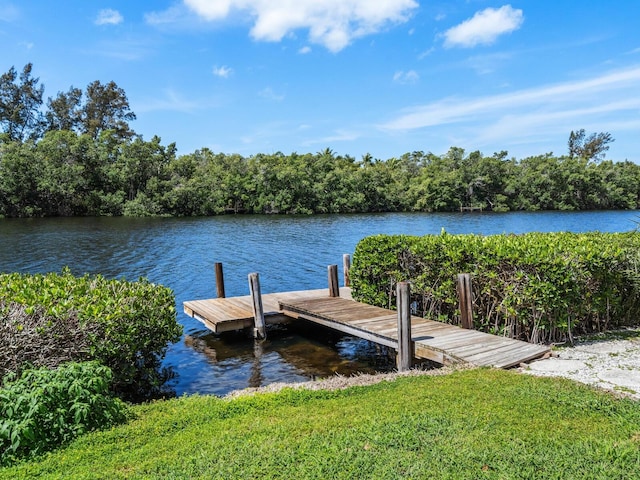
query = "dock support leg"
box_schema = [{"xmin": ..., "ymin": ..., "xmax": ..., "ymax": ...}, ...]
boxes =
[
  {"xmin": 248, "ymin": 272, "xmax": 266, "ymax": 339},
  {"xmin": 456, "ymin": 273, "xmax": 474, "ymax": 329},
  {"xmin": 343, "ymin": 254, "xmax": 351, "ymax": 287},
  {"xmin": 396, "ymin": 281, "xmax": 413, "ymax": 372},
  {"xmin": 328, "ymin": 265, "xmax": 340, "ymax": 297},
  {"xmin": 249, "ymin": 340, "xmax": 263, "ymax": 387},
  {"xmin": 215, "ymin": 262, "xmax": 226, "ymax": 298}
]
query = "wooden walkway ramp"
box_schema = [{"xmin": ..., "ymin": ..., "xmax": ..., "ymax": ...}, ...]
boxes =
[
  {"xmin": 184, "ymin": 288, "xmax": 549, "ymax": 368},
  {"xmin": 278, "ymin": 296, "xmax": 549, "ymax": 368}
]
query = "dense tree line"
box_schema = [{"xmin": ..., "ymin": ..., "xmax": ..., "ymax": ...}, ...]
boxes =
[
  {"xmin": 0, "ymin": 63, "xmax": 638, "ymax": 217},
  {"xmin": 2, "ymin": 139, "xmax": 639, "ymax": 217}
]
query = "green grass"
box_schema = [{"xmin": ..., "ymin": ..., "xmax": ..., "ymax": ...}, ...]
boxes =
[{"xmin": 2, "ymin": 369, "xmax": 639, "ymax": 479}]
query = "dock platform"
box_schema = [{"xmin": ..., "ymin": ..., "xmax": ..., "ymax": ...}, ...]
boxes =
[
  {"xmin": 184, "ymin": 287, "xmax": 549, "ymax": 368},
  {"xmin": 184, "ymin": 287, "xmax": 351, "ymax": 334}
]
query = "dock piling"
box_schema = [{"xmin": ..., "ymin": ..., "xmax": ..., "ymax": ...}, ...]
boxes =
[
  {"xmin": 343, "ymin": 254, "xmax": 351, "ymax": 287},
  {"xmin": 215, "ymin": 262, "xmax": 226, "ymax": 298},
  {"xmin": 456, "ymin": 273, "xmax": 474, "ymax": 329},
  {"xmin": 328, "ymin": 265, "xmax": 340, "ymax": 297},
  {"xmin": 396, "ymin": 281, "xmax": 413, "ymax": 371},
  {"xmin": 248, "ymin": 272, "xmax": 266, "ymax": 339}
]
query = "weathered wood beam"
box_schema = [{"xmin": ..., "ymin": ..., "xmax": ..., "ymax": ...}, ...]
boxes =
[
  {"xmin": 343, "ymin": 254, "xmax": 351, "ymax": 287},
  {"xmin": 396, "ymin": 281, "xmax": 413, "ymax": 371},
  {"xmin": 248, "ymin": 272, "xmax": 266, "ymax": 339},
  {"xmin": 328, "ymin": 264, "xmax": 340, "ymax": 297},
  {"xmin": 215, "ymin": 262, "xmax": 225, "ymax": 298},
  {"xmin": 456, "ymin": 273, "xmax": 474, "ymax": 329}
]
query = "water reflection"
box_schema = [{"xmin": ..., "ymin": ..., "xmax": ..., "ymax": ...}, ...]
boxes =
[{"xmin": 179, "ymin": 321, "xmax": 396, "ymax": 396}]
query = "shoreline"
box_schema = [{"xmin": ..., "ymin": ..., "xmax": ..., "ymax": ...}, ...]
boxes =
[{"xmin": 225, "ymin": 329, "xmax": 640, "ymax": 400}]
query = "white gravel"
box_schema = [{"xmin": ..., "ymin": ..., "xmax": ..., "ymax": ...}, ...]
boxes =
[{"xmin": 519, "ymin": 331, "xmax": 640, "ymax": 400}]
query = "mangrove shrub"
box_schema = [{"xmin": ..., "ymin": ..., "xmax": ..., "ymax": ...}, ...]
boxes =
[
  {"xmin": 350, "ymin": 231, "xmax": 640, "ymax": 343},
  {"xmin": 0, "ymin": 270, "xmax": 182, "ymax": 400}
]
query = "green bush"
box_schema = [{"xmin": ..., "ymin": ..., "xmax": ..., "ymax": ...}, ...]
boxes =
[
  {"xmin": 350, "ymin": 231, "xmax": 640, "ymax": 343},
  {"xmin": 0, "ymin": 362, "xmax": 128, "ymax": 466},
  {"xmin": 0, "ymin": 269, "xmax": 182, "ymax": 401},
  {"xmin": 0, "ymin": 302, "xmax": 102, "ymax": 380}
]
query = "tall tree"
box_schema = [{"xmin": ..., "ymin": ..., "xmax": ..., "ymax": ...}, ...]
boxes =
[
  {"xmin": 45, "ymin": 86, "xmax": 83, "ymax": 132},
  {"xmin": 81, "ymin": 80, "xmax": 136, "ymax": 140},
  {"xmin": 568, "ymin": 129, "xmax": 614, "ymax": 161},
  {"xmin": 0, "ymin": 63, "xmax": 44, "ymax": 142}
]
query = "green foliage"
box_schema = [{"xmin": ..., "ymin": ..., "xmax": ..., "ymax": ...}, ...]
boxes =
[
  {"xmin": 569, "ymin": 129, "xmax": 614, "ymax": 161},
  {"xmin": 2, "ymin": 131, "xmax": 640, "ymax": 217},
  {"xmin": 0, "ymin": 63, "xmax": 638, "ymax": 218},
  {"xmin": 0, "ymin": 63, "xmax": 44, "ymax": 143},
  {"xmin": 351, "ymin": 231, "xmax": 640, "ymax": 343},
  {"xmin": 0, "ymin": 361, "xmax": 128, "ymax": 466},
  {"xmin": 0, "ymin": 269, "xmax": 182, "ymax": 400},
  {"xmin": 1, "ymin": 369, "xmax": 639, "ymax": 478},
  {"xmin": 123, "ymin": 192, "xmax": 163, "ymax": 216},
  {"xmin": 81, "ymin": 80, "xmax": 136, "ymax": 140}
]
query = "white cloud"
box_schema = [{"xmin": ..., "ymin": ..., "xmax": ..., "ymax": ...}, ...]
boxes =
[
  {"xmin": 465, "ymin": 52, "xmax": 512, "ymax": 75},
  {"xmin": 144, "ymin": 4, "xmax": 205, "ymax": 29},
  {"xmin": 95, "ymin": 8, "xmax": 123, "ymax": 26},
  {"xmin": 0, "ymin": 3, "xmax": 19, "ymax": 22},
  {"xmin": 302, "ymin": 129, "xmax": 361, "ymax": 146},
  {"xmin": 83, "ymin": 38, "xmax": 152, "ymax": 61},
  {"xmin": 299, "ymin": 46, "xmax": 312, "ymax": 54},
  {"xmin": 444, "ymin": 5, "xmax": 523, "ymax": 48},
  {"xmin": 213, "ymin": 65, "xmax": 233, "ymax": 78},
  {"xmin": 477, "ymin": 98, "xmax": 640, "ymax": 145},
  {"xmin": 182, "ymin": 0, "xmax": 418, "ymax": 52},
  {"xmin": 184, "ymin": 0, "xmax": 234, "ymax": 20},
  {"xmin": 236, "ymin": 120, "xmax": 291, "ymax": 147},
  {"xmin": 418, "ymin": 46, "xmax": 435, "ymax": 59},
  {"xmin": 259, "ymin": 87, "xmax": 285, "ymax": 102},
  {"xmin": 145, "ymin": 6, "xmax": 184, "ymax": 26},
  {"xmin": 381, "ymin": 66, "xmax": 640, "ymax": 139},
  {"xmin": 135, "ymin": 88, "xmax": 203, "ymax": 113},
  {"xmin": 393, "ymin": 70, "xmax": 419, "ymax": 84}
]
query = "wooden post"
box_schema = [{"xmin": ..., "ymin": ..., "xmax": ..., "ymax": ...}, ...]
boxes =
[
  {"xmin": 214, "ymin": 262, "xmax": 225, "ymax": 298},
  {"xmin": 249, "ymin": 340, "xmax": 263, "ymax": 388},
  {"xmin": 328, "ymin": 264, "xmax": 340, "ymax": 297},
  {"xmin": 248, "ymin": 272, "xmax": 266, "ymax": 339},
  {"xmin": 343, "ymin": 254, "xmax": 351, "ymax": 287},
  {"xmin": 396, "ymin": 281, "xmax": 412, "ymax": 372},
  {"xmin": 457, "ymin": 273, "xmax": 474, "ymax": 329}
]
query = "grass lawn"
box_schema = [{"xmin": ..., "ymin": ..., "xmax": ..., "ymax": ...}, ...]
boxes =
[{"xmin": 2, "ymin": 368, "xmax": 639, "ymax": 479}]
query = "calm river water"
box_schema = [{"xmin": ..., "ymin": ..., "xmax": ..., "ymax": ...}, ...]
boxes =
[{"xmin": 1, "ymin": 211, "xmax": 638, "ymax": 396}]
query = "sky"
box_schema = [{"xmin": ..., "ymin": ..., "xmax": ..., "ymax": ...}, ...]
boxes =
[{"xmin": 1, "ymin": 1, "xmax": 640, "ymax": 161}]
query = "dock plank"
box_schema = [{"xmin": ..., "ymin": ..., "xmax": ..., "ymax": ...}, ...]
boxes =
[
  {"xmin": 184, "ymin": 287, "xmax": 550, "ymax": 368},
  {"xmin": 277, "ymin": 296, "xmax": 550, "ymax": 368}
]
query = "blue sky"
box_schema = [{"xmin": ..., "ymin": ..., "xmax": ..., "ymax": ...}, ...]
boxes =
[{"xmin": 2, "ymin": 1, "xmax": 639, "ymax": 161}]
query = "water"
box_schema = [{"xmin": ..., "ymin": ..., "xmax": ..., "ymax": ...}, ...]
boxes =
[{"xmin": 1, "ymin": 211, "xmax": 637, "ymax": 396}]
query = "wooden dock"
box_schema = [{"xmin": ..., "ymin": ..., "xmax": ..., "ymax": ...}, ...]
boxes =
[
  {"xmin": 184, "ymin": 287, "xmax": 352, "ymax": 334},
  {"xmin": 184, "ymin": 287, "xmax": 550, "ymax": 369}
]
